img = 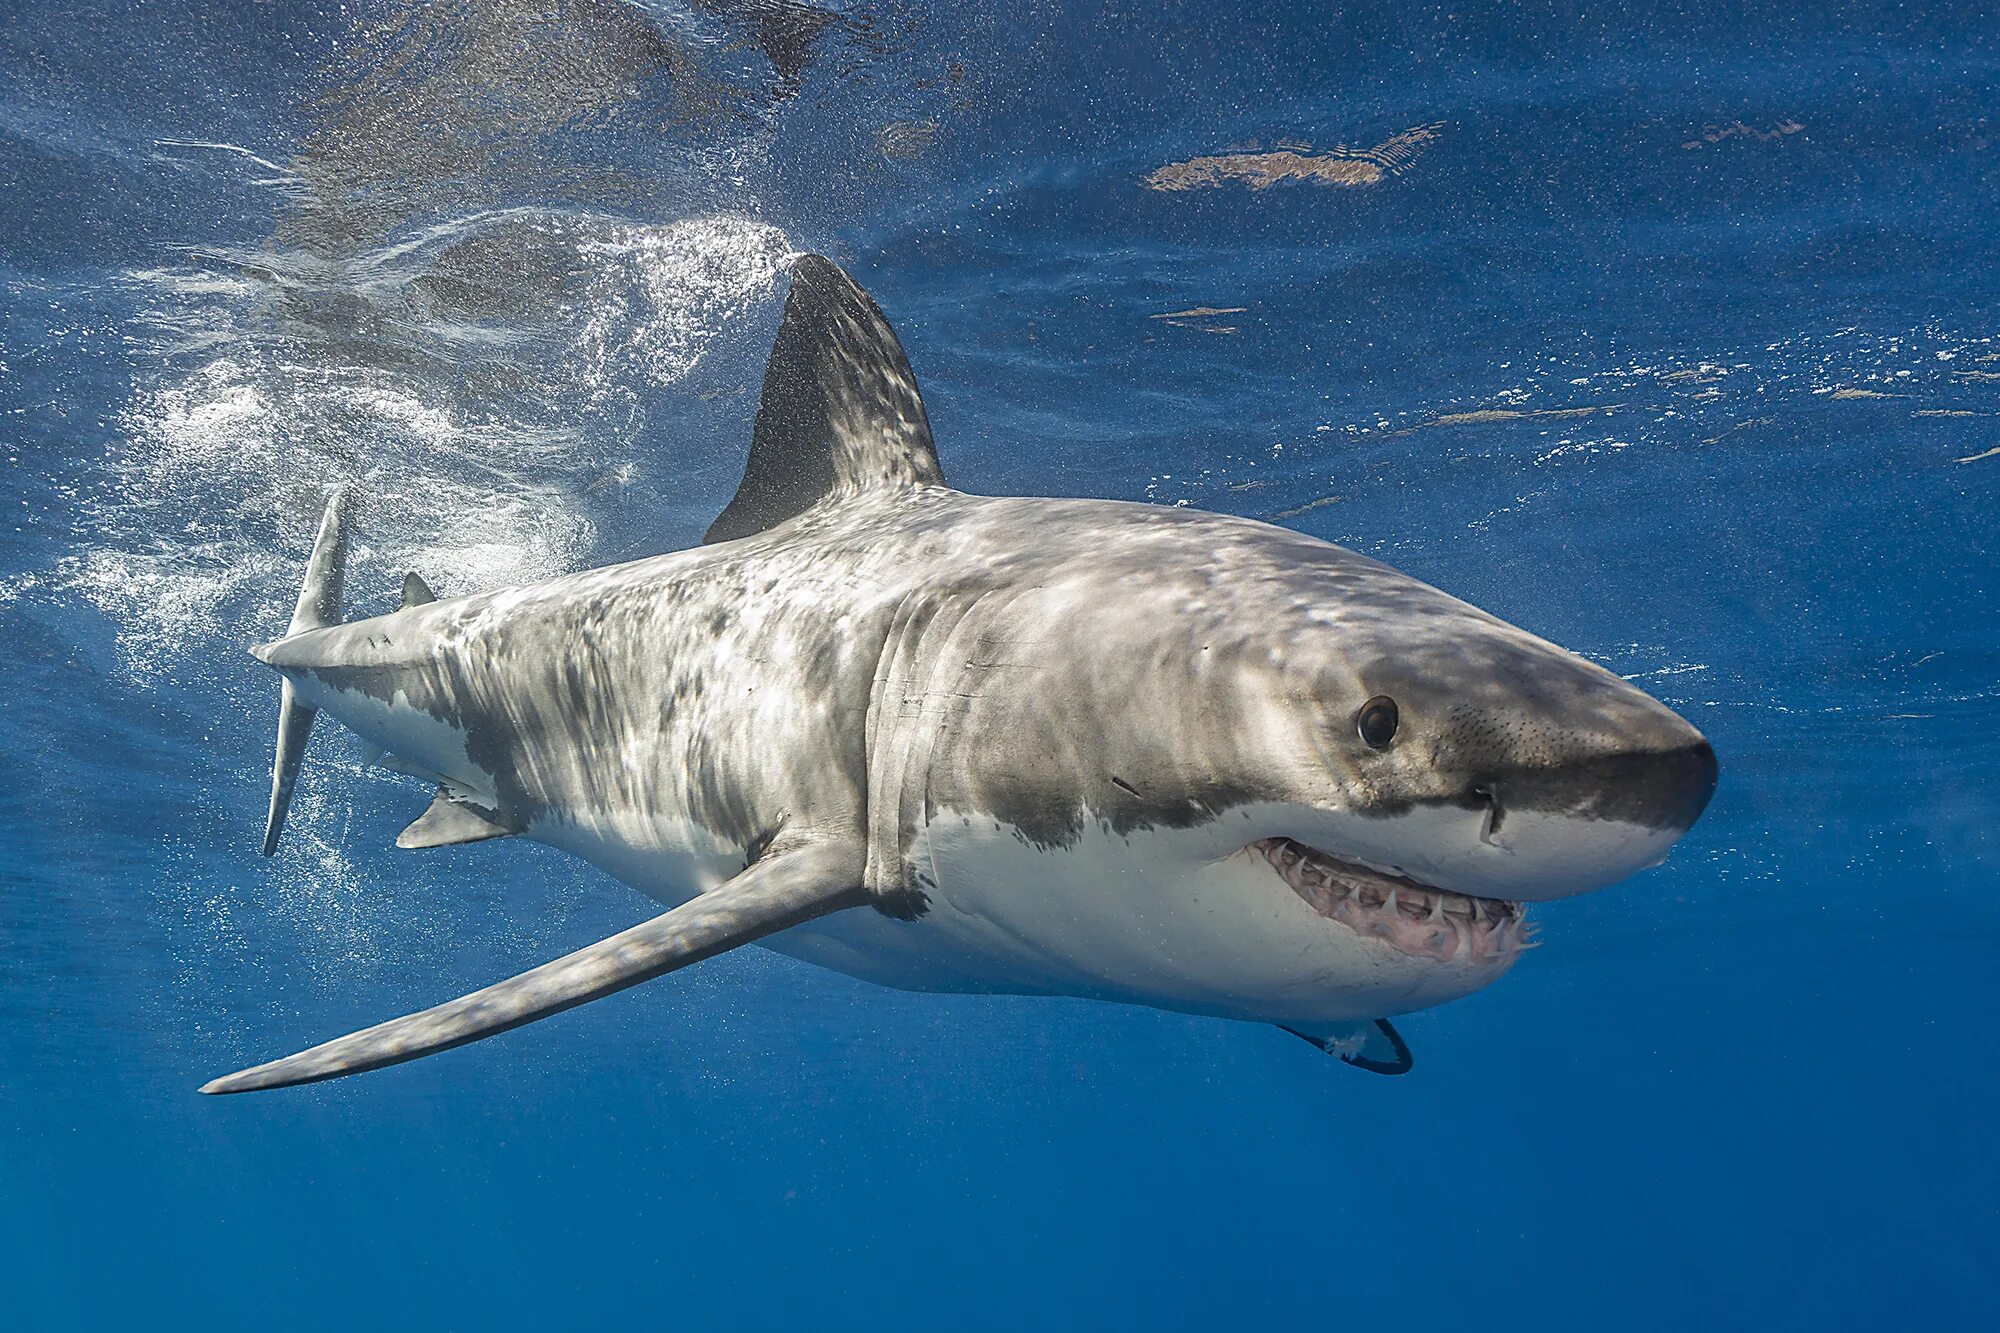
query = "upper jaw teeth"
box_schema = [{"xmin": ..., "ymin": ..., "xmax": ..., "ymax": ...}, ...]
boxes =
[{"xmin": 1249, "ymin": 837, "xmax": 1533, "ymax": 965}]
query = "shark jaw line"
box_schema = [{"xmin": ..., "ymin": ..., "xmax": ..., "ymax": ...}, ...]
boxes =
[{"xmin": 1248, "ymin": 836, "xmax": 1537, "ymax": 967}]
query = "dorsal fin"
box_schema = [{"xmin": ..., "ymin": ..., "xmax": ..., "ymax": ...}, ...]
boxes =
[
  {"xmin": 704, "ymin": 254, "xmax": 944, "ymax": 545},
  {"xmin": 399, "ymin": 571, "xmax": 436, "ymax": 609}
]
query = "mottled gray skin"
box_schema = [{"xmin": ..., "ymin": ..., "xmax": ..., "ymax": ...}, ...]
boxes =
[{"xmin": 275, "ymin": 481, "xmax": 1708, "ymax": 915}]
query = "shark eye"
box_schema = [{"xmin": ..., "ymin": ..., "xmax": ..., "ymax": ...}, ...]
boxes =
[{"xmin": 1356, "ymin": 696, "xmax": 1399, "ymax": 749}]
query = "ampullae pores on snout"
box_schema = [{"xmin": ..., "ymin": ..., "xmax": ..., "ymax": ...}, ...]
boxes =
[{"xmin": 204, "ymin": 256, "xmax": 1716, "ymax": 1093}]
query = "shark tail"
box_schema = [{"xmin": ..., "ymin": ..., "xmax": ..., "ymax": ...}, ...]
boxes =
[{"xmin": 257, "ymin": 489, "xmax": 351, "ymax": 856}]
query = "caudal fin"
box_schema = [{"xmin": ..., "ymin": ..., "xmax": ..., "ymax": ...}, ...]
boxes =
[{"xmin": 258, "ymin": 489, "xmax": 350, "ymax": 856}]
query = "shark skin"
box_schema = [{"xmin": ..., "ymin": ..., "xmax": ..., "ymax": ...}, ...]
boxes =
[{"xmin": 204, "ymin": 256, "xmax": 1717, "ymax": 1093}]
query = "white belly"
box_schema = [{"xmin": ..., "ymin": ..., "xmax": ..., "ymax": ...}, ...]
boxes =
[{"xmin": 540, "ymin": 806, "xmax": 1505, "ymax": 1025}]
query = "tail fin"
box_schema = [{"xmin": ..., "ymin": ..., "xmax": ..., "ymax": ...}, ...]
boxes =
[{"xmin": 258, "ymin": 489, "xmax": 350, "ymax": 856}]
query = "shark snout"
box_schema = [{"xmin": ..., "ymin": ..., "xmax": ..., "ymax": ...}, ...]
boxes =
[
  {"xmin": 1457, "ymin": 733, "xmax": 1716, "ymax": 902},
  {"xmin": 1637, "ymin": 736, "xmax": 1718, "ymax": 835},
  {"xmin": 1475, "ymin": 735, "xmax": 1717, "ymax": 838}
]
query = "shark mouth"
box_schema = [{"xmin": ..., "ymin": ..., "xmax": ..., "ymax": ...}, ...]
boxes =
[{"xmin": 1250, "ymin": 837, "xmax": 1534, "ymax": 966}]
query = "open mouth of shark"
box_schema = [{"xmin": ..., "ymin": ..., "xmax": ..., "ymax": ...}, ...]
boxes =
[{"xmin": 1249, "ymin": 837, "xmax": 1534, "ymax": 966}]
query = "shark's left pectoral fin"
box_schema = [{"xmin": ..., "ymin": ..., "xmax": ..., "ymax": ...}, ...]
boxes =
[
  {"xmin": 1282, "ymin": 1019, "xmax": 1413, "ymax": 1076},
  {"xmin": 396, "ymin": 787, "xmax": 520, "ymax": 849},
  {"xmin": 200, "ymin": 842, "xmax": 867, "ymax": 1094}
]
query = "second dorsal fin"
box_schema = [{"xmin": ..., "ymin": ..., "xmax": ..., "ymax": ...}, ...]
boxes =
[
  {"xmin": 704, "ymin": 254, "xmax": 945, "ymax": 545},
  {"xmin": 400, "ymin": 572, "xmax": 436, "ymax": 608}
]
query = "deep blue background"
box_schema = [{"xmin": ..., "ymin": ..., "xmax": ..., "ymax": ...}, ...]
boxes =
[{"xmin": 3, "ymin": 2, "xmax": 1995, "ymax": 1328}]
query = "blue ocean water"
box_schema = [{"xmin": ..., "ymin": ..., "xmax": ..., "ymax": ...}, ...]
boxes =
[{"xmin": 2, "ymin": 1, "xmax": 1995, "ymax": 1326}]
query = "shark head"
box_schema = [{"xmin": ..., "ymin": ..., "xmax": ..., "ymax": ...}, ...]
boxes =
[
  {"xmin": 914, "ymin": 501, "xmax": 1717, "ymax": 1024},
  {"xmin": 1225, "ymin": 535, "xmax": 1717, "ymax": 904}
]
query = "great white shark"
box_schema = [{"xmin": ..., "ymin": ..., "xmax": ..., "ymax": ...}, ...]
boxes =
[{"xmin": 203, "ymin": 254, "xmax": 1717, "ymax": 1093}]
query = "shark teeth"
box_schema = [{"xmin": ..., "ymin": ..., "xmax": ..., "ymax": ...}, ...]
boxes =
[{"xmin": 1248, "ymin": 837, "xmax": 1529, "ymax": 966}]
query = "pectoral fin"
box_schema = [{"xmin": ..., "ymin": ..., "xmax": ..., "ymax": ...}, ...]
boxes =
[
  {"xmin": 201, "ymin": 842, "xmax": 867, "ymax": 1094},
  {"xmin": 1282, "ymin": 1019, "xmax": 1413, "ymax": 1075}
]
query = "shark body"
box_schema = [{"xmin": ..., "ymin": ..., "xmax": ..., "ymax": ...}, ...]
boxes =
[{"xmin": 206, "ymin": 256, "xmax": 1716, "ymax": 1093}]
